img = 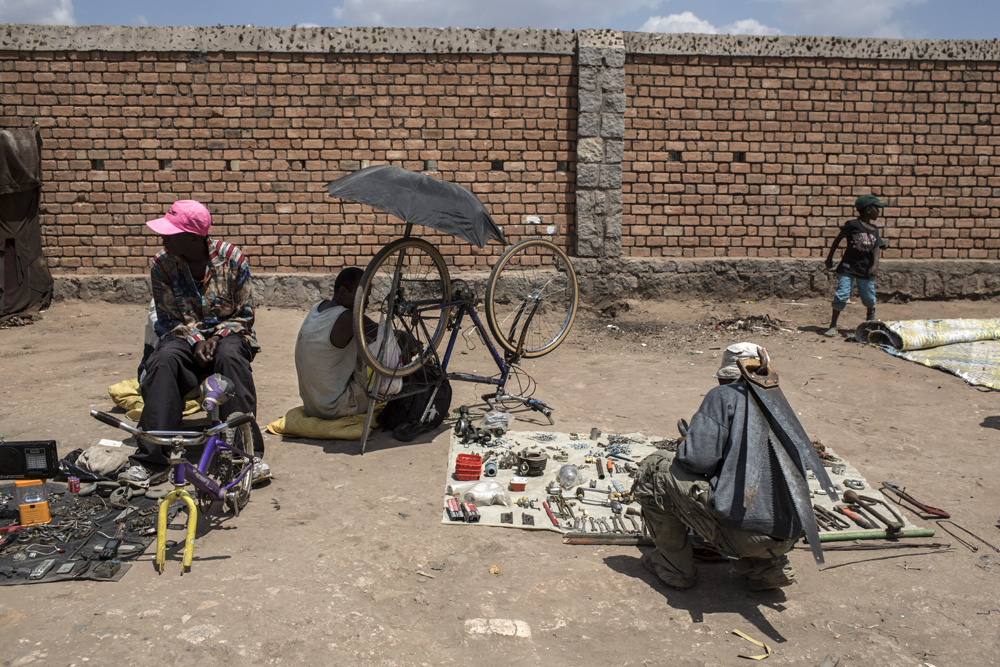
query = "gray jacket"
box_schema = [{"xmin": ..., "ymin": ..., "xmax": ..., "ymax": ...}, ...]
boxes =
[{"xmin": 677, "ymin": 381, "xmax": 805, "ymax": 539}]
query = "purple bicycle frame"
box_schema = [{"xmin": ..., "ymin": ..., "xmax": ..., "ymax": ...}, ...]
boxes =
[{"xmin": 171, "ymin": 431, "xmax": 254, "ymax": 500}]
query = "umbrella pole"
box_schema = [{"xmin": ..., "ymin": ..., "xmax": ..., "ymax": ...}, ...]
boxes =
[{"xmin": 403, "ymin": 222, "xmax": 413, "ymax": 239}]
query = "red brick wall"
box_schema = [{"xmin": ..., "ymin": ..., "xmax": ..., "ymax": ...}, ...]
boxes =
[
  {"xmin": 0, "ymin": 50, "xmax": 577, "ymax": 274},
  {"xmin": 3, "ymin": 44, "xmax": 999, "ymax": 272},
  {"xmin": 624, "ymin": 54, "xmax": 1000, "ymax": 259}
]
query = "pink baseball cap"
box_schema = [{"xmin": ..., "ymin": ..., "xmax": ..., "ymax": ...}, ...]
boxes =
[{"xmin": 146, "ymin": 200, "xmax": 212, "ymax": 236}]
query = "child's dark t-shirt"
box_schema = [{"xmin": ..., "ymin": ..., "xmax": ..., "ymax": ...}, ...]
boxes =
[{"xmin": 836, "ymin": 218, "xmax": 887, "ymax": 279}]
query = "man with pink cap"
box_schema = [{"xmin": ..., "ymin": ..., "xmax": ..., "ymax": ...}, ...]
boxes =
[{"xmin": 120, "ymin": 200, "xmax": 269, "ymax": 484}]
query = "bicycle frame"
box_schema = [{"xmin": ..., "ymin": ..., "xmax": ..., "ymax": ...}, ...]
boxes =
[
  {"xmin": 438, "ymin": 300, "xmax": 517, "ymax": 391},
  {"xmin": 405, "ymin": 291, "xmax": 554, "ymax": 422},
  {"xmin": 159, "ymin": 427, "xmax": 254, "ymax": 501}
]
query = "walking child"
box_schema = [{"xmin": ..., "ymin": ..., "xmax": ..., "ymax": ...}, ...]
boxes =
[{"xmin": 822, "ymin": 194, "xmax": 888, "ymax": 337}]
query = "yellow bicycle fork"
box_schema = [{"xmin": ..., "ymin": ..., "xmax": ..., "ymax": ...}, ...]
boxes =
[
  {"xmin": 156, "ymin": 449, "xmax": 198, "ymax": 574},
  {"xmin": 156, "ymin": 487, "xmax": 198, "ymax": 574}
]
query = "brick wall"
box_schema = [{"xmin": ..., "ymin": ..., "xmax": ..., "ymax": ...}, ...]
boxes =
[
  {"xmin": 1, "ymin": 27, "xmax": 999, "ymax": 279},
  {"xmin": 623, "ymin": 55, "xmax": 1000, "ymax": 259},
  {"xmin": 0, "ymin": 46, "xmax": 577, "ymax": 275}
]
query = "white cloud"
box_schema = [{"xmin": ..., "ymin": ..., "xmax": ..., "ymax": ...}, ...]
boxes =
[
  {"xmin": 756, "ymin": 0, "xmax": 927, "ymax": 38},
  {"xmin": 133, "ymin": 14, "xmax": 149, "ymax": 26},
  {"xmin": 0, "ymin": 0, "xmax": 74, "ymax": 25},
  {"xmin": 723, "ymin": 18, "xmax": 780, "ymax": 36},
  {"xmin": 332, "ymin": 0, "xmax": 661, "ymax": 29},
  {"xmin": 640, "ymin": 11, "xmax": 717, "ymax": 33},
  {"xmin": 639, "ymin": 11, "xmax": 780, "ymax": 35}
]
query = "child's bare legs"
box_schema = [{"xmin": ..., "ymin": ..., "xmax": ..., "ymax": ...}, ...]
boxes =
[
  {"xmin": 824, "ymin": 308, "xmax": 841, "ymax": 337},
  {"xmin": 824, "ymin": 275, "xmax": 854, "ymax": 336},
  {"xmin": 857, "ymin": 278, "xmax": 877, "ymax": 321}
]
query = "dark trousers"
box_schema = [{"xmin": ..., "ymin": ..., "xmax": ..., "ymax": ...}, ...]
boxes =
[{"xmin": 132, "ymin": 335, "xmax": 264, "ymax": 469}]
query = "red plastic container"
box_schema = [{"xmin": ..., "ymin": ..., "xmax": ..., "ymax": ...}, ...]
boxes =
[{"xmin": 453, "ymin": 454, "xmax": 482, "ymax": 481}]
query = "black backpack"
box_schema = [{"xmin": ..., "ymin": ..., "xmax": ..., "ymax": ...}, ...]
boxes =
[{"xmin": 377, "ymin": 364, "xmax": 452, "ymax": 441}]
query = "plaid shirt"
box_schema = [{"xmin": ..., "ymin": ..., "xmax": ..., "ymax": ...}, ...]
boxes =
[{"xmin": 149, "ymin": 238, "xmax": 259, "ymax": 351}]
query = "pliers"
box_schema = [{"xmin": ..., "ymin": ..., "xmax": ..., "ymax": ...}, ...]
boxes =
[{"xmin": 880, "ymin": 481, "xmax": 950, "ymax": 518}]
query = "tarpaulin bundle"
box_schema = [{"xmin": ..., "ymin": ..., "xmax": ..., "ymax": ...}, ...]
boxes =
[{"xmin": 856, "ymin": 318, "xmax": 1000, "ymax": 390}]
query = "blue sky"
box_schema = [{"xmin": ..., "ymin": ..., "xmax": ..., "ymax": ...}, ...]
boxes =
[{"xmin": 0, "ymin": 0, "xmax": 998, "ymax": 40}]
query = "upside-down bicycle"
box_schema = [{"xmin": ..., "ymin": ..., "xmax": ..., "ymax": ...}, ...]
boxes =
[{"xmin": 327, "ymin": 166, "xmax": 579, "ymax": 452}]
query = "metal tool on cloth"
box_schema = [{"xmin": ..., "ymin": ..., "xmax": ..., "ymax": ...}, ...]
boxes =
[
  {"xmin": 836, "ymin": 505, "xmax": 876, "ymax": 529},
  {"xmin": 814, "ymin": 504, "xmax": 851, "ymax": 530},
  {"xmin": 842, "ymin": 490, "xmax": 904, "ymax": 534}
]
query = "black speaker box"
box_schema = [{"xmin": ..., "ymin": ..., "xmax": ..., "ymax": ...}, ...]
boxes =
[{"xmin": 0, "ymin": 441, "xmax": 59, "ymax": 479}]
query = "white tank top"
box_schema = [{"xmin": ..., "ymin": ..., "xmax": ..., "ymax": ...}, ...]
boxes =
[{"xmin": 294, "ymin": 302, "xmax": 368, "ymax": 419}]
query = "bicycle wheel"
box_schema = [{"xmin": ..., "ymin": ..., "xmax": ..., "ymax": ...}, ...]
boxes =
[
  {"xmin": 215, "ymin": 413, "xmax": 253, "ymax": 514},
  {"xmin": 485, "ymin": 238, "xmax": 578, "ymax": 358},
  {"xmin": 354, "ymin": 237, "xmax": 452, "ymax": 377}
]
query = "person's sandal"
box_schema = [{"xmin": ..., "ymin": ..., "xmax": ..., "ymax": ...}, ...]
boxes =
[{"xmin": 822, "ymin": 327, "xmax": 838, "ymax": 338}]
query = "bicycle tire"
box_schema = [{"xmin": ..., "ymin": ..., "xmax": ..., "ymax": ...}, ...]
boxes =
[
  {"xmin": 353, "ymin": 237, "xmax": 452, "ymax": 377},
  {"xmin": 216, "ymin": 412, "xmax": 253, "ymax": 514},
  {"xmin": 485, "ymin": 238, "xmax": 578, "ymax": 358}
]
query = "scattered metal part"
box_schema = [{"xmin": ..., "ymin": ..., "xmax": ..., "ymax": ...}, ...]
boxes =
[
  {"xmin": 521, "ymin": 514, "xmax": 535, "ymax": 526},
  {"xmin": 936, "ymin": 520, "xmax": 1000, "ymax": 553},
  {"xmin": 650, "ymin": 438, "xmax": 678, "ymax": 451},
  {"xmin": 814, "ymin": 504, "xmax": 851, "ymax": 531},
  {"xmin": 499, "ymin": 512, "xmax": 513, "ymax": 525},
  {"xmin": 843, "ymin": 479, "xmax": 865, "ymax": 490},
  {"xmin": 516, "ymin": 447, "xmax": 548, "ymax": 476}
]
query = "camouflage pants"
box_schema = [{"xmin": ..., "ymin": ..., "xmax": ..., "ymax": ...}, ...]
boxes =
[{"xmin": 632, "ymin": 450, "xmax": 797, "ymax": 590}]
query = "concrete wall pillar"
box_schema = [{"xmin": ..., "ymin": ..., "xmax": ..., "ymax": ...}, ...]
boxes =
[{"xmin": 575, "ymin": 30, "xmax": 625, "ymax": 258}]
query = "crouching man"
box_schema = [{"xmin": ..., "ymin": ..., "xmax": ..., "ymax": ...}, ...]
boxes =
[{"xmin": 633, "ymin": 342, "xmax": 830, "ymax": 592}]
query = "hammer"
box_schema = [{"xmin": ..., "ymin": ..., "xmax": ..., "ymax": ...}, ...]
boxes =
[{"xmin": 843, "ymin": 490, "xmax": 904, "ymax": 534}]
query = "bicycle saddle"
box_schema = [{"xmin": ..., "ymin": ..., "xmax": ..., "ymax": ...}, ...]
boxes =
[{"xmin": 200, "ymin": 374, "xmax": 236, "ymax": 412}]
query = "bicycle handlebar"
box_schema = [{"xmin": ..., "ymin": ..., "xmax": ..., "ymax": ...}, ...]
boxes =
[
  {"xmin": 91, "ymin": 409, "xmax": 130, "ymax": 430},
  {"xmin": 89, "ymin": 410, "xmax": 252, "ymax": 448}
]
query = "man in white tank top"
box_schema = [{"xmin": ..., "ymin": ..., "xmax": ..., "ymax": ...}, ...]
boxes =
[{"xmin": 294, "ymin": 267, "xmax": 376, "ymax": 419}]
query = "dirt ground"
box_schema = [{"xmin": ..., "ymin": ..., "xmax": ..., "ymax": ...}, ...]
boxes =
[{"xmin": 1, "ymin": 294, "xmax": 999, "ymax": 666}]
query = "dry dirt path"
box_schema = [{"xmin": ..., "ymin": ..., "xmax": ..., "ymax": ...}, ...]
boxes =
[{"xmin": 1, "ymin": 296, "xmax": 998, "ymax": 666}]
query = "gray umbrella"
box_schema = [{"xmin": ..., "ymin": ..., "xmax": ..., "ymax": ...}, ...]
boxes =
[{"xmin": 326, "ymin": 165, "xmax": 506, "ymax": 248}]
